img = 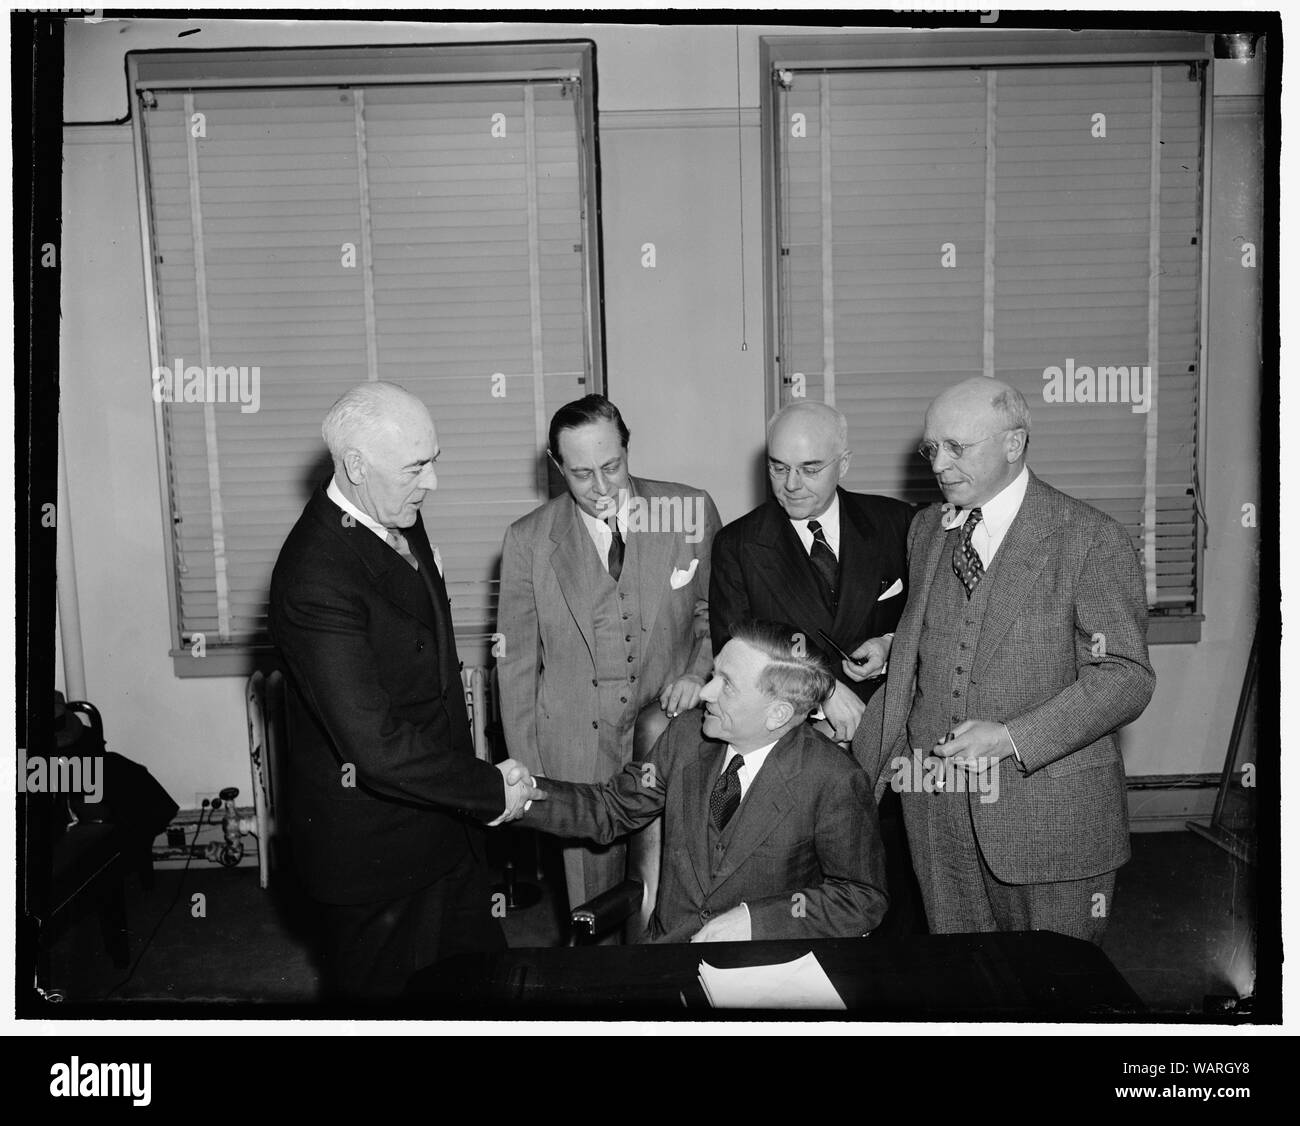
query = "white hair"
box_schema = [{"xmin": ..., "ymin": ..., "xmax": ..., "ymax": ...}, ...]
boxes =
[
  {"xmin": 990, "ymin": 384, "xmax": 1033, "ymax": 434},
  {"xmin": 321, "ymin": 382, "xmax": 423, "ymax": 460}
]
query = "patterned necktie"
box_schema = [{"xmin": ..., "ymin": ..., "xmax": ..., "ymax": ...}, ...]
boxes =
[
  {"xmin": 807, "ymin": 519, "xmax": 839, "ymax": 609},
  {"xmin": 386, "ymin": 530, "xmax": 419, "ymax": 571},
  {"xmin": 709, "ymin": 754, "xmax": 745, "ymax": 832},
  {"xmin": 952, "ymin": 507, "xmax": 984, "ymax": 598},
  {"xmin": 606, "ymin": 516, "xmax": 625, "ymax": 582}
]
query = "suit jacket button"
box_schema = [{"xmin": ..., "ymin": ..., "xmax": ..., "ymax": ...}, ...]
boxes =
[
  {"xmin": 592, "ymin": 678, "xmax": 598, "ymax": 687},
  {"xmin": 700, "ymin": 909, "xmax": 712, "ymax": 921},
  {"xmin": 416, "ymin": 640, "xmax": 424, "ymax": 651},
  {"xmin": 591, "ymin": 721, "xmax": 599, "ymax": 729}
]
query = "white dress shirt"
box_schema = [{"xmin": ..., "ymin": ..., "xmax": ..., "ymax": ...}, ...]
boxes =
[
  {"xmin": 716, "ymin": 739, "xmax": 778, "ymax": 930},
  {"xmin": 327, "ymin": 475, "xmax": 442, "ymax": 575},
  {"xmin": 720, "ymin": 739, "xmax": 778, "ymax": 803},
  {"xmin": 941, "ymin": 465, "xmax": 1028, "ymax": 568},
  {"xmin": 939, "ymin": 465, "xmax": 1029, "ymax": 766},
  {"xmin": 789, "ymin": 491, "xmax": 842, "ymax": 557},
  {"xmin": 578, "ymin": 493, "xmax": 631, "ymax": 572}
]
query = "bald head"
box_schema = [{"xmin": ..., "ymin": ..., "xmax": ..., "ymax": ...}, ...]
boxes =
[
  {"xmin": 927, "ymin": 377, "xmax": 1032, "ymax": 435},
  {"xmin": 767, "ymin": 400, "xmax": 848, "ymax": 451},
  {"xmin": 922, "ymin": 377, "xmax": 1030, "ymax": 509},
  {"xmin": 323, "ymin": 381, "xmax": 440, "ymax": 528},
  {"xmin": 765, "ymin": 401, "xmax": 852, "ymax": 521}
]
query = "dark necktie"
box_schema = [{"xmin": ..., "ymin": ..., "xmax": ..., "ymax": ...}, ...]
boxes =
[
  {"xmin": 952, "ymin": 507, "xmax": 985, "ymax": 598},
  {"xmin": 386, "ymin": 529, "xmax": 419, "ymax": 571},
  {"xmin": 807, "ymin": 519, "xmax": 839, "ymax": 609},
  {"xmin": 606, "ymin": 517, "xmax": 624, "ymax": 582},
  {"xmin": 709, "ymin": 754, "xmax": 745, "ymax": 832}
]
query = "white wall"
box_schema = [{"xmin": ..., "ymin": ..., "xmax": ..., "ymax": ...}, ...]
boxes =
[{"xmin": 58, "ymin": 17, "xmax": 1262, "ymax": 806}]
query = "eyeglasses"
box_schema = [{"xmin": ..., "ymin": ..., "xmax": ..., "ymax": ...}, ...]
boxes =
[
  {"xmin": 767, "ymin": 455, "xmax": 845, "ymax": 481},
  {"xmin": 917, "ymin": 429, "xmax": 1010, "ymax": 462}
]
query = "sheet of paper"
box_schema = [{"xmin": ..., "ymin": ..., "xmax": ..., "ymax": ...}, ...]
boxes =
[{"xmin": 697, "ymin": 951, "xmax": 846, "ymax": 1010}]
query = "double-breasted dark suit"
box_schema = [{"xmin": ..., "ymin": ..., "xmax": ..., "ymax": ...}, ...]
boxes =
[
  {"xmin": 270, "ymin": 484, "xmax": 508, "ymax": 995},
  {"xmin": 708, "ymin": 488, "xmax": 914, "ymax": 704},
  {"xmin": 522, "ymin": 713, "xmax": 888, "ymax": 943}
]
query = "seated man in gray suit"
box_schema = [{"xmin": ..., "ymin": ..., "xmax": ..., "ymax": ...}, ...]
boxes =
[{"xmin": 514, "ymin": 620, "xmax": 888, "ymax": 943}]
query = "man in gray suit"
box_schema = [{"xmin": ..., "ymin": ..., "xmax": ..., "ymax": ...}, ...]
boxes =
[
  {"xmin": 517, "ymin": 621, "xmax": 888, "ymax": 943},
  {"xmin": 498, "ymin": 395, "xmax": 722, "ymax": 912},
  {"xmin": 853, "ymin": 377, "xmax": 1155, "ymax": 943}
]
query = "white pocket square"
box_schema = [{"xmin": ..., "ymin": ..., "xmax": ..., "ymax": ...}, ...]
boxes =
[
  {"xmin": 670, "ymin": 559, "xmax": 699, "ymax": 589},
  {"xmin": 878, "ymin": 578, "xmax": 903, "ymax": 601}
]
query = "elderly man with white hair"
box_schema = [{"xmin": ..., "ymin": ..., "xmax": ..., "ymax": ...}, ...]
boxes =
[
  {"xmin": 852, "ymin": 377, "xmax": 1155, "ymax": 943},
  {"xmin": 270, "ymin": 381, "xmax": 540, "ymax": 1001}
]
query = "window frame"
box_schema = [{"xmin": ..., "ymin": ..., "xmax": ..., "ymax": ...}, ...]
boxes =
[
  {"xmin": 127, "ymin": 41, "xmax": 604, "ymax": 677},
  {"xmin": 758, "ymin": 30, "xmax": 1214, "ymax": 644}
]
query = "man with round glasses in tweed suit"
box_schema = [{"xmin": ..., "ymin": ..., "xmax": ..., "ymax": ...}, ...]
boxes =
[{"xmin": 853, "ymin": 377, "xmax": 1155, "ymax": 943}]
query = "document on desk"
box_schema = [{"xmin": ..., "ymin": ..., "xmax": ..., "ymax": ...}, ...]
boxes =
[{"xmin": 697, "ymin": 952, "xmax": 846, "ymax": 1009}]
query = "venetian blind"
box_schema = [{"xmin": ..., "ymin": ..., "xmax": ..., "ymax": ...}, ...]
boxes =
[
  {"xmin": 775, "ymin": 62, "xmax": 1203, "ymax": 612},
  {"xmin": 141, "ymin": 79, "xmax": 591, "ymax": 659}
]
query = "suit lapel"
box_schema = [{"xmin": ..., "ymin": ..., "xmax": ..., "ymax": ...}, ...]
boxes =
[
  {"xmin": 405, "ymin": 515, "xmax": 460, "ymax": 687},
  {"xmin": 630, "ymin": 478, "xmax": 677, "ymax": 639},
  {"xmin": 682, "ymin": 740, "xmax": 725, "ymax": 898},
  {"xmin": 751, "ymin": 503, "xmax": 834, "ymax": 636},
  {"xmin": 709, "ymin": 727, "xmax": 801, "ymax": 893},
  {"xmin": 832, "ymin": 491, "xmax": 884, "ymax": 637},
  {"xmin": 547, "ymin": 497, "xmax": 598, "ymax": 662},
  {"xmin": 312, "ymin": 487, "xmax": 439, "ymax": 632},
  {"xmin": 971, "ymin": 472, "xmax": 1058, "ymax": 679}
]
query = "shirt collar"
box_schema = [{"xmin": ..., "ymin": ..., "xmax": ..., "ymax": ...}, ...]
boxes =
[
  {"xmin": 327, "ymin": 475, "xmax": 391, "ymax": 543},
  {"xmin": 941, "ymin": 465, "xmax": 1028, "ymax": 533},
  {"xmin": 576, "ymin": 486, "xmax": 632, "ymax": 537},
  {"xmin": 724, "ymin": 739, "xmax": 779, "ymax": 770},
  {"xmin": 789, "ymin": 490, "xmax": 841, "ymax": 536}
]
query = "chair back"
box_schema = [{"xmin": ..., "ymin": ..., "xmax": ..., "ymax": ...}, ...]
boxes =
[
  {"xmin": 627, "ymin": 703, "xmax": 670, "ymax": 939},
  {"xmin": 246, "ymin": 670, "xmax": 287, "ymax": 889}
]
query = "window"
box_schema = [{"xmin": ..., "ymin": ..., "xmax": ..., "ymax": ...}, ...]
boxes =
[
  {"xmin": 764, "ymin": 32, "xmax": 1211, "ymax": 640},
  {"xmin": 130, "ymin": 45, "xmax": 601, "ymax": 675}
]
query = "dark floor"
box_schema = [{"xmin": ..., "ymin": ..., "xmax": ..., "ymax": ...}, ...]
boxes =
[{"xmin": 38, "ymin": 829, "xmax": 1256, "ymax": 1016}]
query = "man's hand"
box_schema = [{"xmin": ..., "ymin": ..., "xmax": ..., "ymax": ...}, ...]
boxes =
[
  {"xmin": 689, "ymin": 904, "xmax": 751, "ymax": 943},
  {"xmin": 841, "ymin": 635, "xmax": 891, "ymax": 683},
  {"xmin": 659, "ymin": 673, "xmax": 705, "ymax": 717},
  {"xmin": 931, "ymin": 720, "xmax": 1015, "ymax": 774},
  {"xmin": 821, "ymin": 679, "xmax": 866, "ymax": 742},
  {"xmin": 487, "ymin": 758, "xmax": 548, "ymax": 826}
]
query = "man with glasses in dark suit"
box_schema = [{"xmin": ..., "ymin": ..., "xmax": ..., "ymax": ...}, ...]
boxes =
[{"xmin": 709, "ymin": 400, "xmax": 919, "ymax": 932}]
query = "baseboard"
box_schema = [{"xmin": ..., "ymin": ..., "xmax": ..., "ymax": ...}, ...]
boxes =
[{"xmin": 1126, "ymin": 773, "xmax": 1220, "ymax": 833}]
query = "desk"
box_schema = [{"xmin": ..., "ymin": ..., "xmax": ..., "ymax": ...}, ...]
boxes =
[{"xmin": 409, "ymin": 931, "xmax": 1144, "ymax": 1020}]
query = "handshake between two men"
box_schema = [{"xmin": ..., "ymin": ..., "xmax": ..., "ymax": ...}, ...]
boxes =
[
  {"xmin": 490, "ymin": 760, "xmax": 547, "ymax": 827},
  {"xmin": 479, "ymin": 629, "xmax": 889, "ymax": 946}
]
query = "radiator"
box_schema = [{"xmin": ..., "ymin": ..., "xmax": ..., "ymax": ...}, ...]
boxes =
[{"xmin": 461, "ymin": 665, "xmax": 495, "ymax": 763}]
